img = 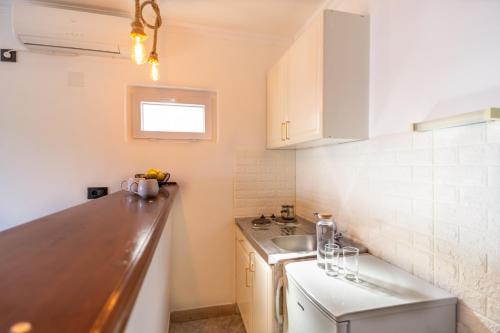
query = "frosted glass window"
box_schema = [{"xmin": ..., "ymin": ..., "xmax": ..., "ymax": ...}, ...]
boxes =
[{"xmin": 141, "ymin": 102, "xmax": 206, "ymax": 133}]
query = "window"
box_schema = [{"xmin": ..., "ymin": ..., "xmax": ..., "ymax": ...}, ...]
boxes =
[{"xmin": 128, "ymin": 86, "xmax": 216, "ymax": 140}]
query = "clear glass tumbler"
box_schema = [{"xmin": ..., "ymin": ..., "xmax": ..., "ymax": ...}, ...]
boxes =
[
  {"xmin": 343, "ymin": 246, "xmax": 360, "ymax": 282},
  {"xmin": 324, "ymin": 242, "xmax": 340, "ymax": 277}
]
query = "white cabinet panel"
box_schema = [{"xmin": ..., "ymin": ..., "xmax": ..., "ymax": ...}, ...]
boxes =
[
  {"xmin": 267, "ymin": 53, "xmax": 289, "ymax": 148},
  {"xmin": 287, "ymin": 15, "xmax": 323, "ymax": 144},
  {"xmin": 236, "ymin": 241, "xmax": 252, "ymax": 333},
  {"xmin": 252, "ymin": 251, "xmax": 272, "ymax": 333},
  {"xmin": 235, "ymin": 228, "xmax": 273, "ymax": 333},
  {"xmin": 266, "ymin": 10, "xmax": 369, "ymax": 149}
]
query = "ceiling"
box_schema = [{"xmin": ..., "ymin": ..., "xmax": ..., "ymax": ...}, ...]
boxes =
[{"xmin": 42, "ymin": 0, "xmax": 326, "ymax": 39}]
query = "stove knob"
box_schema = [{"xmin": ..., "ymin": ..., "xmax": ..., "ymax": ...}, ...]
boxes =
[
  {"xmin": 270, "ymin": 214, "xmax": 276, "ymax": 219},
  {"xmin": 260, "ymin": 214, "xmax": 266, "ymax": 219}
]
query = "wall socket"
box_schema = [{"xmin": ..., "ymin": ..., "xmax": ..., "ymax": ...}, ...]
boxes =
[
  {"xmin": 1, "ymin": 49, "xmax": 17, "ymax": 62},
  {"xmin": 87, "ymin": 187, "xmax": 108, "ymax": 199}
]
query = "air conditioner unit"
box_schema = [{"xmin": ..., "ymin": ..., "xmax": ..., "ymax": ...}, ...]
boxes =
[{"xmin": 11, "ymin": 1, "xmax": 132, "ymax": 58}]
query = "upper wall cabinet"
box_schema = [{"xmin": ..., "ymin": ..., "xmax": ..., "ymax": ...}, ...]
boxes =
[{"xmin": 267, "ymin": 10, "xmax": 369, "ymax": 149}]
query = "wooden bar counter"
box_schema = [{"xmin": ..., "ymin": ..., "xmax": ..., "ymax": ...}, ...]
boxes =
[{"xmin": 0, "ymin": 185, "xmax": 178, "ymax": 333}]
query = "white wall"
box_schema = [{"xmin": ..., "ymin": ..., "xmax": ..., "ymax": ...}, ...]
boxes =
[
  {"xmin": 297, "ymin": 0, "xmax": 500, "ymax": 331},
  {"xmin": 0, "ymin": 8, "xmax": 295, "ymax": 311}
]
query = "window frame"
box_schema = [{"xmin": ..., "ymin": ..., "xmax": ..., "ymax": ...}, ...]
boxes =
[{"xmin": 128, "ymin": 85, "xmax": 217, "ymax": 141}]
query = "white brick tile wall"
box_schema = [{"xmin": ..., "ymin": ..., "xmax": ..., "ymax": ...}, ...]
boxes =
[
  {"xmin": 486, "ymin": 144, "xmax": 500, "ymax": 165},
  {"xmin": 233, "ymin": 149, "xmax": 295, "ymax": 217},
  {"xmin": 295, "ymin": 122, "xmax": 500, "ymax": 330},
  {"xmin": 488, "ymin": 208, "xmax": 500, "ymax": 235},
  {"xmin": 434, "ymin": 147, "xmax": 459, "ymax": 165},
  {"xmin": 413, "ymin": 232, "xmax": 434, "ymax": 252},
  {"xmin": 487, "ymin": 298, "xmax": 500, "ymax": 325},
  {"xmin": 487, "ymin": 122, "xmax": 500, "ymax": 144},
  {"xmin": 460, "ymin": 145, "xmax": 488, "ymax": 165},
  {"xmin": 436, "ymin": 203, "xmax": 487, "ymax": 228},
  {"xmin": 488, "ymin": 167, "xmax": 500, "ymax": 186},
  {"xmin": 434, "ymin": 124, "xmax": 486, "ymax": 148},
  {"xmin": 434, "ymin": 165, "xmax": 487, "ymax": 186},
  {"xmin": 435, "ymin": 185, "xmax": 460, "ymax": 203},
  {"xmin": 458, "ymin": 304, "xmax": 500, "ymax": 333},
  {"xmin": 413, "ymin": 131, "xmax": 433, "ymax": 149},
  {"xmin": 457, "ymin": 289, "xmax": 487, "ymax": 316}
]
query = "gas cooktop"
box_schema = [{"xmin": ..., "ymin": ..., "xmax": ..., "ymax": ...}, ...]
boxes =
[{"xmin": 251, "ymin": 214, "xmax": 299, "ymax": 229}]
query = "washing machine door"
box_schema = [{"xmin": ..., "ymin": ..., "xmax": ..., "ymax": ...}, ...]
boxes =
[{"xmin": 286, "ymin": 277, "xmax": 348, "ymax": 333}]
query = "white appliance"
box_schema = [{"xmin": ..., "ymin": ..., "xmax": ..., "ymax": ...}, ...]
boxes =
[
  {"xmin": 285, "ymin": 255, "xmax": 457, "ymax": 333},
  {"xmin": 10, "ymin": 1, "xmax": 131, "ymax": 57}
]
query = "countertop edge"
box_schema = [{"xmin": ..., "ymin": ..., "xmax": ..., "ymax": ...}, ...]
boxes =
[
  {"xmin": 235, "ymin": 220, "xmax": 271, "ymax": 263},
  {"xmin": 95, "ymin": 185, "xmax": 179, "ymax": 333}
]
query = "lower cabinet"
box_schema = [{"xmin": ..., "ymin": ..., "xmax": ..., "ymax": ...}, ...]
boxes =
[
  {"xmin": 236, "ymin": 238, "xmax": 253, "ymax": 332},
  {"xmin": 236, "ymin": 228, "xmax": 273, "ymax": 333}
]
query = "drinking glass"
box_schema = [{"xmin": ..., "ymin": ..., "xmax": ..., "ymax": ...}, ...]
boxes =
[
  {"xmin": 343, "ymin": 246, "xmax": 360, "ymax": 282},
  {"xmin": 324, "ymin": 242, "xmax": 340, "ymax": 277}
]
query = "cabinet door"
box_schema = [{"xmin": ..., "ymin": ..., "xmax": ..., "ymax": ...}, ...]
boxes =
[
  {"xmin": 236, "ymin": 241, "xmax": 253, "ymax": 333},
  {"xmin": 252, "ymin": 252, "xmax": 272, "ymax": 333},
  {"xmin": 287, "ymin": 13, "xmax": 323, "ymax": 144},
  {"xmin": 267, "ymin": 52, "xmax": 289, "ymax": 148}
]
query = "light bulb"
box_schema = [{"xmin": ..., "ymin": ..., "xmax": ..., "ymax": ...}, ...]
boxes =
[
  {"xmin": 131, "ymin": 36, "xmax": 146, "ymax": 65},
  {"xmin": 150, "ymin": 61, "xmax": 160, "ymax": 81}
]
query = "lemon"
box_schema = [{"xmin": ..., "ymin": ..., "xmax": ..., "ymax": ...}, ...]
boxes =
[
  {"xmin": 146, "ymin": 168, "xmax": 158, "ymax": 175},
  {"xmin": 157, "ymin": 172, "xmax": 166, "ymax": 181}
]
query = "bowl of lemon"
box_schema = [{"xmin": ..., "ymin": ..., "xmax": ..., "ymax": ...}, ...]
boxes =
[{"xmin": 135, "ymin": 168, "xmax": 170, "ymax": 186}]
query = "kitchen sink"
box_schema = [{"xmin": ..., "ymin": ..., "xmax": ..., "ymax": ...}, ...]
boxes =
[{"xmin": 271, "ymin": 235, "xmax": 317, "ymax": 252}]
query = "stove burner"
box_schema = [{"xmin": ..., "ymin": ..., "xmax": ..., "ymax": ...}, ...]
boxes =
[
  {"xmin": 275, "ymin": 217, "xmax": 298, "ymax": 225},
  {"xmin": 252, "ymin": 215, "xmax": 271, "ymax": 229}
]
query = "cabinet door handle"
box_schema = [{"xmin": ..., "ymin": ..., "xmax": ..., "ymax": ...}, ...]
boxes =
[
  {"xmin": 249, "ymin": 252, "xmax": 255, "ymax": 272},
  {"xmin": 285, "ymin": 121, "xmax": 290, "ymax": 140},
  {"xmin": 245, "ymin": 267, "xmax": 251, "ymax": 287},
  {"xmin": 275, "ymin": 277, "xmax": 284, "ymax": 325},
  {"xmin": 281, "ymin": 122, "xmax": 286, "ymax": 141}
]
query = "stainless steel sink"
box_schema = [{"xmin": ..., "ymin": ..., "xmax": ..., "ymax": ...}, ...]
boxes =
[{"xmin": 271, "ymin": 235, "xmax": 317, "ymax": 252}]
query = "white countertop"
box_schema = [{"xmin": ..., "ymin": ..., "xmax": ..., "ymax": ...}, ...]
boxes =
[{"xmin": 285, "ymin": 254, "xmax": 457, "ymax": 322}]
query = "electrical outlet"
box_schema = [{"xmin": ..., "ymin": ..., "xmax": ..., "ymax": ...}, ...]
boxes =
[
  {"xmin": 1, "ymin": 49, "xmax": 17, "ymax": 62},
  {"xmin": 87, "ymin": 187, "xmax": 108, "ymax": 199}
]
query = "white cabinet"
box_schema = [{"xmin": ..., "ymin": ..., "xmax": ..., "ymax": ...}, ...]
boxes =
[
  {"xmin": 236, "ymin": 239, "xmax": 253, "ymax": 332},
  {"xmin": 267, "ymin": 10, "xmax": 369, "ymax": 149},
  {"xmin": 235, "ymin": 228, "xmax": 273, "ymax": 333},
  {"xmin": 267, "ymin": 52, "xmax": 289, "ymax": 147},
  {"xmin": 287, "ymin": 14, "xmax": 323, "ymax": 145}
]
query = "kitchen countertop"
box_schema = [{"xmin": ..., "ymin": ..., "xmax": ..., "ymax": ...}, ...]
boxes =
[
  {"xmin": 235, "ymin": 216, "xmax": 367, "ymax": 264},
  {"xmin": 0, "ymin": 185, "xmax": 178, "ymax": 333}
]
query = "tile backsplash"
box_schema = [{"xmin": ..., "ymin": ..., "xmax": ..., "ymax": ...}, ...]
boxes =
[
  {"xmin": 296, "ymin": 122, "xmax": 500, "ymax": 332},
  {"xmin": 234, "ymin": 149, "xmax": 295, "ymax": 217}
]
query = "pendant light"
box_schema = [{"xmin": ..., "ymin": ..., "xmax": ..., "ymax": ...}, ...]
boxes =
[{"xmin": 130, "ymin": 0, "xmax": 162, "ymax": 81}]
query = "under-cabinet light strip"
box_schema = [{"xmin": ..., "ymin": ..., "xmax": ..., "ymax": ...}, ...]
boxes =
[{"xmin": 412, "ymin": 107, "xmax": 500, "ymax": 132}]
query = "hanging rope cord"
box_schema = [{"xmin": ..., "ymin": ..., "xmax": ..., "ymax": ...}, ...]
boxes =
[{"xmin": 139, "ymin": 0, "xmax": 162, "ymax": 55}]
